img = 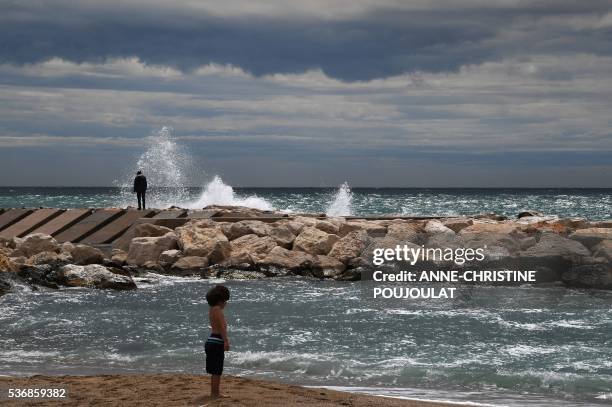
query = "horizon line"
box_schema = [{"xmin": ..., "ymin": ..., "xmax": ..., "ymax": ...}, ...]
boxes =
[{"xmin": 1, "ymin": 185, "xmax": 611, "ymax": 189}]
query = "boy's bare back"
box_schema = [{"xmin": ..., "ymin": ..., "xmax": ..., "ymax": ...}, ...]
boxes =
[{"xmin": 209, "ymin": 305, "xmax": 227, "ymax": 335}]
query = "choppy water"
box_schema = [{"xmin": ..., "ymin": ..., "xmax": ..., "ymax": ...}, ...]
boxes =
[
  {"xmin": 0, "ymin": 187, "xmax": 610, "ymax": 220},
  {"xmin": 1, "ymin": 277, "xmax": 611, "ymax": 406}
]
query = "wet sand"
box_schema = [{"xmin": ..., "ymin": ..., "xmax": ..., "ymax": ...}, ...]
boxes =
[{"xmin": 0, "ymin": 374, "xmax": 459, "ymax": 406}]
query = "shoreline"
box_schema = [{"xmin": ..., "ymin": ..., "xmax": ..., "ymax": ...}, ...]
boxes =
[{"xmin": 0, "ymin": 374, "xmax": 460, "ymax": 407}]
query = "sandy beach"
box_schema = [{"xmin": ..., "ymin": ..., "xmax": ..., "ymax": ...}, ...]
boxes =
[{"xmin": 0, "ymin": 374, "xmax": 459, "ymax": 407}]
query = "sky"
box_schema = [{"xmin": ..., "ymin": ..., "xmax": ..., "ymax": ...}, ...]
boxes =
[{"xmin": 0, "ymin": 0, "xmax": 611, "ymax": 187}]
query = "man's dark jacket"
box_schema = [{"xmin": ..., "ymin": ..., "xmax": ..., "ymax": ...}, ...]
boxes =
[{"xmin": 133, "ymin": 174, "xmax": 147, "ymax": 193}]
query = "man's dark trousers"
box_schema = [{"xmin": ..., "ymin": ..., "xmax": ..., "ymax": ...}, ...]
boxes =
[{"xmin": 137, "ymin": 192, "xmax": 146, "ymax": 210}]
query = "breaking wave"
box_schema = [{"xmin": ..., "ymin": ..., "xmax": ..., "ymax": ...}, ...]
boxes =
[
  {"xmin": 185, "ymin": 175, "xmax": 273, "ymax": 211},
  {"xmin": 326, "ymin": 182, "xmax": 353, "ymax": 216}
]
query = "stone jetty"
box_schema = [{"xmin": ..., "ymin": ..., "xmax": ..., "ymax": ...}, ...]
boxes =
[{"xmin": 0, "ymin": 205, "xmax": 610, "ymax": 294}]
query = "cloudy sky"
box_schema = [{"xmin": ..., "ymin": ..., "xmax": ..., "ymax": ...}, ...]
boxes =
[{"xmin": 0, "ymin": 0, "xmax": 611, "ymax": 187}]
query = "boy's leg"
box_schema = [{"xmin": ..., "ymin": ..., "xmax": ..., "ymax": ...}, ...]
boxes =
[
  {"xmin": 211, "ymin": 374, "xmax": 220, "ymax": 397},
  {"xmin": 136, "ymin": 192, "xmax": 142, "ymax": 210}
]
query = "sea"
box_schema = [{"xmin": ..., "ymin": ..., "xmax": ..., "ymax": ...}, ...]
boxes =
[
  {"xmin": 0, "ymin": 185, "xmax": 610, "ymax": 220},
  {"xmin": 1, "ymin": 277, "xmax": 611, "ymax": 406},
  {"xmin": 1, "ymin": 128, "xmax": 611, "ymax": 406},
  {"xmin": 0, "ymin": 185, "xmax": 611, "ymax": 406}
]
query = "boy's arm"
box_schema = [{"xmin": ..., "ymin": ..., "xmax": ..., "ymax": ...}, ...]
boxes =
[
  {"xmin": 219, "ymin": 311, "xmax": 230, "ymax": 351},
  {"xmin": 213, "ymin": 308, "xmax": 230, "ymax": 350}
]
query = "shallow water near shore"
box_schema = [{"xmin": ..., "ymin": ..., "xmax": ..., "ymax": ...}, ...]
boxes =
[
  {"xmin": 0, "ymin": 187, "xmax": 610, "ymax": 220},
  {"xmin": 1, "ymin": 277, "xmax": 611, "ymax": 406}
]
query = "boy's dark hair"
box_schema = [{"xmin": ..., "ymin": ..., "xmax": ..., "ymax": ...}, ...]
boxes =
[{"xmin": 206, "ymin": 285, "xmax": 230, "ymax": 306}]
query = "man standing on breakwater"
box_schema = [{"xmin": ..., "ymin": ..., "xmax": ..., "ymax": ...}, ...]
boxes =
[{"xmin": 133, "ymin": 171, "xmax": 147, "ymax": 210}]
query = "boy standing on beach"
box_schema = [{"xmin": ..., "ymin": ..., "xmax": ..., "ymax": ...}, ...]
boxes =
[{"xmin": 205, "ymin": 285, "xmax": 230, "ymax": 399}]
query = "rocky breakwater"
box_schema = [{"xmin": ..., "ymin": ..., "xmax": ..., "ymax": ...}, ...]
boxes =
[
  {"xmin": 0, "ymin": 233, "xmax": 136, "ymax": 294},
  {"xmin": 0, "ymin": 206, "xmax": 611, "ymax": 295}
]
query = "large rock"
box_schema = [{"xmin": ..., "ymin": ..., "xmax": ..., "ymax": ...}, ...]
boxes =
[
  {"xmin": 426, "ymin": 232, "xmax": 464, "ymax": 250},
  {"xmin": 424, "ymin": 220, "xmax": 455, "ymax": 235},
  {"xmin": 204, "ymin": 205, "xmax": 278, "ymax": 218},
  {"xmin": 71, "ymin": 245, "xmax": 105, "ymax": 265},
  {"xmin": 28, "ymin": 251, "xmax": 69, "ymax": 265},
  {"xmin": 551, "ymin": 218, "xmax": 589, "ymax": 231},
  {"xmin": 339, "ymin": 221, "xmax": 386, "ymax": 237},
  {"xmin": 279, "ymin": 220, "xmax": 306, "ymax": 235},
  {"xmin": 0, "ymin": 244, "xmax": 11, "ymax": 257},
  {"xmin": 560, "ymin": 218, "xmax": 590, "ymax": 230},
  {"xmin": 293, "ymin": 227, "xmax": 339, "ymax": 255},
  {"xmin": 110, "ymin": 249, "xmax": 128, "ymax": 265},
  {"xmin": 442, "ymin": 218, "xmax": 473, "ymax": 233},
  {"xmin": 17, "ymin": 264, "xmax": 60, "ymax": 288},
  {"xmin": 223, "ymin": 220, "xmax": 271, "ymax": 240},
  {"xmin": 113, "ymin": 223, "xmax": 174, "ymax": 252},
  {"xmin": 562, "ymin": 263, "xmax": 612, "ymax": 289},
  {"xmin": 218, "ymin": 269, "xmax": 268, "ymax": 280},
  {"xmin": 592, "ymin": 240, "xmax": 612, "ymax": 262},
  {"xmin": 292, "ymin": 216, "xmax": 318, "ymax": 228},
  {"xmin": 7, "ymin": 237, "xmax": 23, "ymax": 249},
  {"xmin": 220, "ymin": 222, "xmax": 240, "ymax": 240},
  {"xmin": 386, "ymin": 222, "xmax": 422, "ymax": 243},
  {"xmin": 60, "ymin": 242, "xmax": 75, "ymax": 255},
  {"xmin": 474, "ymin": 213, "xmax": 507, "ymax": 221},
  {"xmin": 459, "ymin": 222, "xmax": 525, "ymax": 254},
  {"xmin": 569, "ymin": 228, "xmax": 612, "ymax": 249},
  {"xmin": 58, "ymin": 264, "xmax": 136, "ymax": 290},
  {"xmin": 267, "ymin": 224, "xmax": 296, "ymax": 248},
  {"xmin": 126, "ymin": 232, "xmax": 179, "ymax": 266},
  {"xmin": 518, "ymin": 210, "xmax": 544, "ymax": 218},
  {"xmin": 591, "ymin": 220, "xmax": 612, "ymax": 228},
  {"xmin": 176, "ymin": 223, "xmax": 230, "ymax": 263},
  {"xmin": 13, "ymin": 234, "xmax": 59, "ymax": 258},
  {"xmin": 0, "ymin": 236, "xmax": 11, "ymax": 248},
  {"xmin": 460, "ymin": 222, "xmax": 520, "ymax": 236},
  {"xmin": 519, "ymin": 236, "xmax": 538, "ymax": 251},
  {"xmin": 159, "ymin": 249, "xmax": 182, "ymax": 265},
  {"xmin": 516, "ymin": 216, "xmax": 562, "ymax": 228},
  {"xmin": 0, "ymin": 253, "xmax": 18, "ymax": 272},
  {"xmin": 219, "ymin": 251, "xmax": 255, "ymax": 268},
  {"xmin": 230, "ymin": 234, "xmax": 277, "ymax": 262},
  {"xmin": 170, "ymin": 256, "xmax": 209, "ymax": 273},
  {"xmin": 518, "ymin": 217, "xmax": 587, "ymax": 234},
  {"xmin": 462, "ymin": 232, "xmax": 522, "ymax": 255},
  {"xmin": 312, "ymin": 255, "xmax": 346, "ymax": 278},
  {"xmin": 519, "ymin": 233, "xmax": 591, "ymax": 281},
  {"xmin": 522, "ymin": 233, "xmax": 591, "ymax": 259},
  {"xmin": 315, "ymin": 220, "xmax": 340, "ymax": 235},
  {"xmin": 258, "ymin": 246, "xmax": 315, "ymax": 271},
  {"xmin": 328, "ymin": 230, "xmax": 371, "ymax": 264}
]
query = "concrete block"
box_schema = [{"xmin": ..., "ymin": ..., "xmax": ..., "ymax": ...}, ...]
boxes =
[
  {"xmin": 30, "ymin": 209, "xmax": 94, "ymax": 237},
  {"xmin": 81, "ymin": 210, "xmax": 156, "ymax": 245},
  {"xmin": 0, "ymin": 208, "xmax": 64, "ymax": 238},
  {"xmin": 54, "ymin": 209, "xmax": 124, "ymax": 243},
  {"xmin": 0, "ymin": 209, "xmax": 34, "ymax": 232}
]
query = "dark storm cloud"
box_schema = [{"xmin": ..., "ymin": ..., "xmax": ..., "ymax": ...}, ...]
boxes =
[
  {"xmin": 0, "ymin": 0, "xmax": 610, "ymax": 80},
  {"xmin": 0, "ymin": 0, "xmax": 611, "ymax": 187}
]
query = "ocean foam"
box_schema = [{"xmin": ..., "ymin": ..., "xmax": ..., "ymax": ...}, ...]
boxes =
[
  {"xmin": 115, "ymin": 127, "xmax": 193, "ymax": 208},
  {"xmin": 326, "ymin": 182, "xmax": 353, "ymax": 216},
  {"xmin": 185, "ymin": 175, "xmax": 273, "ymax": 210}
]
